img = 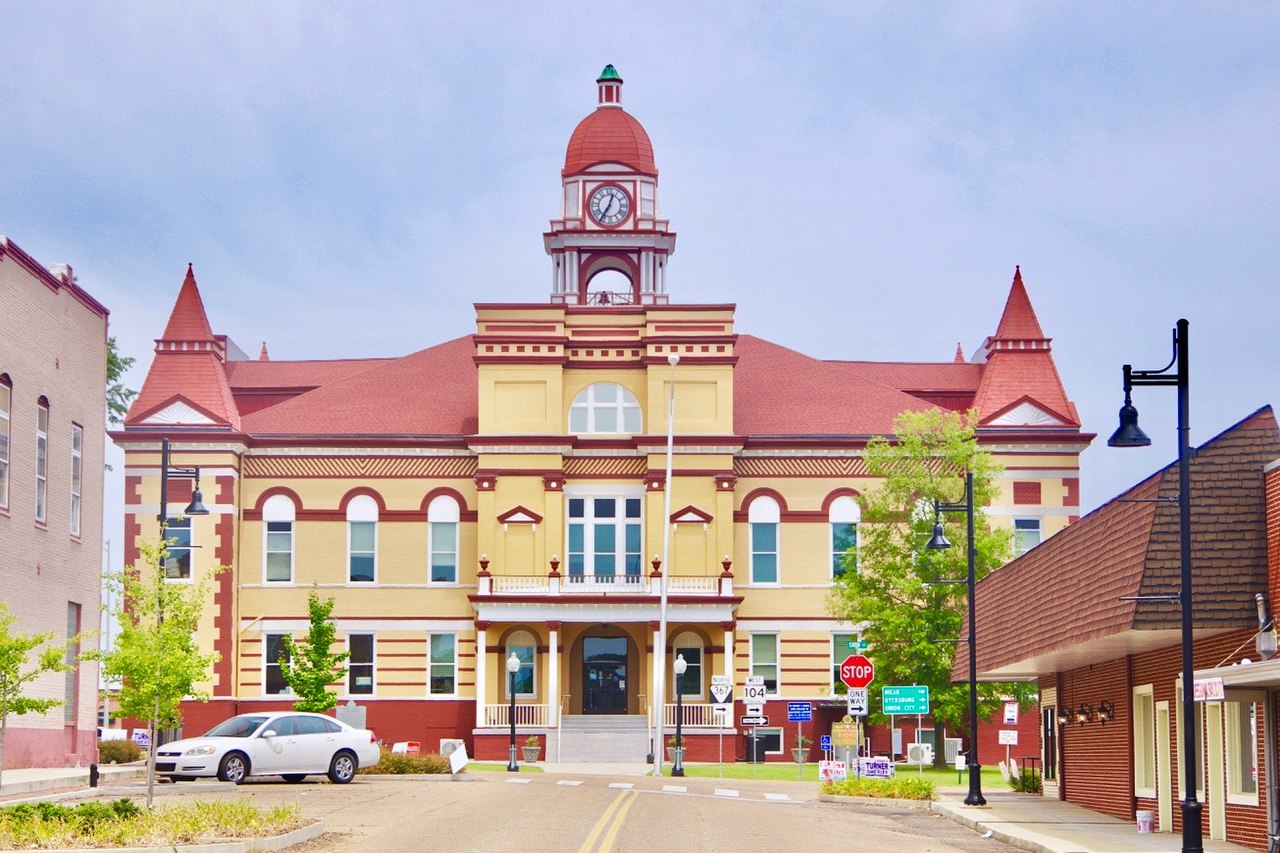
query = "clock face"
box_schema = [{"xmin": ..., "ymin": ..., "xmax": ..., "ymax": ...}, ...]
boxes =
[{"xmin": 589, "ymin": 185, "xmax": 631, "ymax": 226}]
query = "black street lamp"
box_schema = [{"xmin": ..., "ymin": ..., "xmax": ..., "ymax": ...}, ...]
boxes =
[
  {"xmin": 1108, "ymin": 318, "xmax": 1201, "ymax": 853},
  {"xmin": 672, "ymin": 653, "xmax": 687, "ymax": 777},
  {"xmin": 926, "ymin": 470, "xmax": 985, "ymax": 807},
  {"xmin": 157, "ymin": 437, "xmax": 209, "ymax": 544},
  {"xmin": 506, "ymin": 651, "xmax": 521, "ymax": 772}
]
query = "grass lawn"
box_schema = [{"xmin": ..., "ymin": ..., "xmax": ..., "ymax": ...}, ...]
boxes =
[
  {"xmin": 466, "ymin": 761, "xmax": 545, "ymax": 773},
  {"xmin": 666, "ymin": 761, "xmax": 1007, "ymax": 789}
]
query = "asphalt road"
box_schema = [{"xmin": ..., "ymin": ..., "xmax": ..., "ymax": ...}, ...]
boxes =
[{"xmin": 123, "ymin": 771, "xmax": 1016, "ymax": 853}]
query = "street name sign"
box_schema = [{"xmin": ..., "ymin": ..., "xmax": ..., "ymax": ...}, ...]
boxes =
[
  {"xmin": 881, "ymin": 685, "xmax": 930, "ymax": 715},
  {"xmin": 839, "ymin": 654, "xmax": 875, "ymax": 689},
  {"xmin": 787, "ymin": 702, "xmax": 813, "ymax": 722}
]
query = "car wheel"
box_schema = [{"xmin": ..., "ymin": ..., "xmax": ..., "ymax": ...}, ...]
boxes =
[
  {"xmin": 217, "ymin": 752, "xmax": 249, "ymax": 784},
  {"xmin": 283, "ymin": 774, "xmax": 308, "ymax": 783},
  {"xmin": 328, "ymin": 750, "xmax": 357, "ymax": 784}
]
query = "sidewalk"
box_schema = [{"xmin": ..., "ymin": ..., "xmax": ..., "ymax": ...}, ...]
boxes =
[
  {"xmin": 933, "ymin": 789, "xmax": 1257, "ymax": 853},
  {"xmin": 0, "ymin": 764, "xmax": 145, "ymax": 800}
]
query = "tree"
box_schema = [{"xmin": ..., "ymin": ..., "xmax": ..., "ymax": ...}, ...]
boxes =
[
  {"xmin": 106, "ymin": 336, "xmax": 136, "ymax": 426},
  {"xmin": 0, "ymin": 602, "xmax": 76, "ymax": 789},
  {"xmin": 278, "ymin": 590, "xmax": 350, "ymax": 713},
  {"xmin": 96, "ymin": 536, "xmax": 222, "ymax": 806},
  {"xmin": 828, "ymin": 409, "xmax": 1034, "ymax": 761}
]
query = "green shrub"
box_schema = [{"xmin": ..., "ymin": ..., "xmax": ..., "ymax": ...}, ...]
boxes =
[
  {"xmin": 1011, "ymin": 767, "xmax": 1042, "ymax": 794},
  {"xmin": 0, "ymin": 800, "xmax": 298, "ymax": 847},
  {"xmin": 98, "ymin": 739, "xmax": 144, "ymax": 764},
  {"xmin": 357, "ymin": 749, "xmax": 452, "ymax": 774},
  {"xmin": 821, "ymin": 776, "xmax": 936, "ymax": 801}
]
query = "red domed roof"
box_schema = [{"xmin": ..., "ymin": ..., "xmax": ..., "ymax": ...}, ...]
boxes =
[{"xmin": 563, "ymin": 107, "xmax": 657, "ymax": 176}]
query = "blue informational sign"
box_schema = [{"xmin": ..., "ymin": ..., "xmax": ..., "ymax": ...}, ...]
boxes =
[
  {"xmin": 787, "ymin": 701, "xmax": 813, "ymax": 722},
  {"xmin": 819, "ymin": 734, "xmax": 832, "ymax": 751}
]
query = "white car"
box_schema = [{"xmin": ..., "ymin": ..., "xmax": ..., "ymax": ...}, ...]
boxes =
[{"xmin": 155, "ymin": 711, "xmax": 380, "ymax": 784}]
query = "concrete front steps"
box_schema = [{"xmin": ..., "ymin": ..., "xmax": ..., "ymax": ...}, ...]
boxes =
[{"xmin": 550, "ymin": 715, "xmax": 651, "ymax": 763}]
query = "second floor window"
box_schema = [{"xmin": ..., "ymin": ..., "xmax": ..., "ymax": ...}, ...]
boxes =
[
  {"xmin": 69, "ymin": 423, "xmax": 82, "ymax": 536},
  {"xmin": 346, "ymin": 495, "xmax": 378, "ymax": 583},
  {"xmin": 1014, "ymin": 518, "xmax": 1042, "ymax": 557},
  {"xmin": 1, "ymin": 378, "xmax": 12, "ymax": 509},
  {"xmin": 567, "ymin": 495, "xmax": 642, "ymax": 584},
  {"xmin": 829, "ymin": 495, "xmax": 859, "ymax": 579},
  {"xmin": 428, "ymin": 495, "xmax": 459, "ymax": 583},
  {"xmin": 569, "ymin": 383, "xmax": 642, "ymax": 434},
  {"xmin": 35, "ymin": 400, "xmax": 48, "ymax": 523},
  {"xmin": 262, "ymin": 494, "xmax": 296, "ymax": 583},
  {"xmin": 748, "ymin": 496, "xmax": 780, "ymax": 584}
]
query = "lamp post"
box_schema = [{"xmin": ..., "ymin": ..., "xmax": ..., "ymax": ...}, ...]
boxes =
[
  {"xmin": 672, "ymin": 654, "xmax": 687, "ymax": 777},
  {"xmin": 1107, "ymin": 318, "xmax": 1200, "ymax": 852},
  {"xmin": 654, "ymin": 354, "xmax": 679, "ymax": 777},
  {"xmin": 506, "ymin": 651, "xmax": 521, "ymax": 772},
  {"xmin": 926, "ymin": 470, "xmax": 985, "ymax": 806}
]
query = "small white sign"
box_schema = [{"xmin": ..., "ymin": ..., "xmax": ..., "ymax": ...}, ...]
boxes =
[
  {"xmin": 1194, "ymin": 677, "xmax": 1225, "ymax": 702},
  {"xmin": 710, "ymin": 678, "xmax": 733, "ymax": 704},
  {"xmin": 743, "ymin": 676, "xmax": 767, "ymax": 704},
  {"xmin": 998, "ymin": 729, "xmax": 1019, "ymax": 746},
  {"xmin": 449, "ymin": 742, "xmax": 469, "ymax": 774},
  {"xmin": 713, "ymin": 704, "xmax": 730, "ymax": 718},
  {"xmin": 819, "ymin": 760, "xmax": 847, "ymax": 782},
  {"xmin": 847, "ymin": 687, "xmax": 868, "ymax": 717},
  {"xmin": 1003, "ymin": 702, "xmax": 1019, "ymax": 725},
  {"xmin": 746, "ymin": 703, "xmax": 764, "ymax": 716}
]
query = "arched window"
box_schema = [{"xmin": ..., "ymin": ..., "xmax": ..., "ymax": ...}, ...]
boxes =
[
  {"xmin": 829, "ymin": 495, "xmax": 860, "ymax": 579},
  {"xmin": 673, "ymin": 631, "xmax": 704, "ymax": 699},
  {"xmin": 747, "ymin": 496, "xmax": 780, "ymax": 584},
  {"xmin": 346, "ymin": 494, "xmax": 378, "ymax": 583},
  {"xmin": 427, "ymin": 495, "xmax": 460, "ymax": 584},
  {"xmin": 569, "ymin": 383, "xmax": 642, "ymax": 434},
  {"xmin": 263, "ymin": 494, "xmax": 297, "ymax": 583},
  {"xmin": 506, "ymin": 630, "xmax": 536, "ymax": 699}
]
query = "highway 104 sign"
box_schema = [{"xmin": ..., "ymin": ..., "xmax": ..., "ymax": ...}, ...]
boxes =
[{"xmin": 839, "ymin": 654, "xmax": 874, "ymax": 689}]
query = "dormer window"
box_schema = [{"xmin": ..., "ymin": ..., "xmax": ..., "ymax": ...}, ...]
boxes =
[{"xmin": 569, "ymin": 383, "xmax": 642, "ymax": 434}]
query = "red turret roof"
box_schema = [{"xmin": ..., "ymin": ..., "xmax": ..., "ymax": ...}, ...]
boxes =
[
  {"xmin": 990, "ymin": 266, "xmax": 1046, "ymax": 341},
  {"xmin": 161, "ymin": 264, "xmax": 215, "ymax": 341},
  {"xmin": 564, "ymin": 109, "xmax": 656, "ymax": 176}
]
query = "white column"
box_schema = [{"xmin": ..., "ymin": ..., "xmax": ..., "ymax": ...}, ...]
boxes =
[
  {"xmin": 723, "ymin": 623, "xmax": 735, "ymax": 680},
  {"xmin": 548, "ymin": 623, "xmax": 560, "ymax": 728},
  {"xmin": 475, "ymin": 623, "xmax": 488, "ymax": 728}
]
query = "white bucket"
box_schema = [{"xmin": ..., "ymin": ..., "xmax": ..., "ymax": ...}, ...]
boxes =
[{"xmin": 1136, "ymin": 810, "xmax": 1155, "ymax": 833}]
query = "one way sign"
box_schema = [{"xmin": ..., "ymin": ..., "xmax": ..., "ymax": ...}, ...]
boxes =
[{"xmin": 711, "ymin": 675, "xmax": 733, "ymax": 709}]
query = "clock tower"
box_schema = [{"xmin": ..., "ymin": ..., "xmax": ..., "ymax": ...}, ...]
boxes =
[{"xmin": 545, "ymin": 65, "xmax": 676, "ymax": 305}]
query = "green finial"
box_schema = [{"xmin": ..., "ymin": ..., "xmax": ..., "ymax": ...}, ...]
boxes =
[{"xmin": 597, "ymin": 64, "xmax": 621, "ymax": 81}]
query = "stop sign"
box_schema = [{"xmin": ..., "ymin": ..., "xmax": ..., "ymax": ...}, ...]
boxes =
[{"xmin": 840, "ymin": 654, "xmax": 875, "ymax": 689}]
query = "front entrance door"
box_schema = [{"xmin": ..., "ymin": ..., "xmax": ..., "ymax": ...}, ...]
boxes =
[{"xmin": 583, "ymin": 637, "xmax": 627, "ymax": 714}]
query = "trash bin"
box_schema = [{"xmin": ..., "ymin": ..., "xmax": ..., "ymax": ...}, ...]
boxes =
[
  {"xmin": 745, "ymin": 735, "xmax": 767, "ymax": 763},
  {"xmin": 1136, "ymin": 810, "xmax": 1154, "ymax": 833}
]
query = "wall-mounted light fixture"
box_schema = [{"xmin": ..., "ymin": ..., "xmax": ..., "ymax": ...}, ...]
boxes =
[
  {"xmin": 1076, "ymin": 703, "xmax": 1094, "ymax": 726},
  {"xmin": 1097, "ymin": 700, "xmax": 1115, "ymax": 724}
]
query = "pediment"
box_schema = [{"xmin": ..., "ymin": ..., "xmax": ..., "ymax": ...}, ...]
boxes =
[
  {"xmin": 138, "ymin": 398, "xmax": 218, "ymax": 426},
  {"xmin": 671, "ymin": 505, "xmax": 713, "ymax": 524},
  {"xmin": 497, "ymin": 505, "xmax": 544, "ymax": 525},
  {"xmin": 986, "ymin": 399, "xmax": 1069, "ymax": 427}
]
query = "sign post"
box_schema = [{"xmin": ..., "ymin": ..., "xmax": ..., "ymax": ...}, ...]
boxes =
[{"xmin": 787, "ymin": 702, "xmax": 813, "ymax": 779}]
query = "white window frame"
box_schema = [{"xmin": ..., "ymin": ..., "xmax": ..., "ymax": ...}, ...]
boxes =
[
  {"xmin": 347, "ymin": 633, "xmax": 375, "ymax": 696},
  {"xmin": 829, "ymin": 496, "xmax": 859, "ymax": 579},
  {"xmin": 568, "ymin": 382, "xmax": 643, "ymax": 435},
  {"xmin": 506, "ymin": 630, "xmax": 537, "ymax": 700},
  {"xmin": 262, "ymin": 494, "xmax": 296, "ymax": 583},
  {"xmin": 1133, "ymin": 684, "xmax": 1156, "ymax": 797},
  {"xmin": 1013, "ymin": 517, "xmax": 1042, "ymax": 557},
  {"xmin": 35, "ymin": 400, "xmax": 48, "ymax": 523},
  {"xmin": 1225, "ymin": 696, "xmax": 1261, "ymax": 805},
  {"xmin": 748, "ymin": 497, "xmax": 780, "ymax": 585},
  {"xmin": 264, "ymin": 632, "xmax": 291, "ymax": 696},
  {"xmin": 347, "ymin": 495, "xmax": 378, "ymax": 583},
  {"xmin": 565, "ymin": 486, "xmax": 645, "ymax": 585},
  {"xmin": 749, "ymin": 633, "xmax": 779, "ymax": 697},
  {"xmin": 832, "ymin": 633, "xmax": 858, "ymax": 692},
  {"xmin": 162, "ymin": 515, "xmax": 193, "ymax": 582},
  {"xmin": 752, "ymin": 727, "xmax": 783, "ymax": 755},
  {"xmin": 427, "ymin": 495, "xmax": 460, "ymax": 585},
  {"xmin": 428, "ymin": 633, "xmax": 458, "ymax": 697},
  {"xmin": 0, "ymin": 378, "xmax": 10, "ymax": 510},
  {"xmin": 672, "ymin": 631, "xmax": 704, "ymax": 700},
  {"xmin": 69, "ymin": 422, "xmax": 82, "ymax": 537}
]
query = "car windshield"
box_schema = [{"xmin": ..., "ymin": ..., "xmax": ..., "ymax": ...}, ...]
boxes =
[{"xmin": 203, "ymin": 715, "xmax": 270, "ymax": 738}]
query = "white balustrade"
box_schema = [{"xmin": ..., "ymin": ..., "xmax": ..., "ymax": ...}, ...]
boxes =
[
  {"xmin": 664, "ymin": 703, "xmax": 721, "ymax": 727},
  {"xmin": 479, "ymin": 574, "xmax": 725, "ymax": 597},
  {"xmin": 666, "ymin": 576, "xmax": 719, "ymax": 594},
  {"xmin": 483, "ymin": 703, "xmax": 549, "ymax": 727},
  {"xmin": 490, "ymin": 575, "xmax": 550, "ymax": 594}
]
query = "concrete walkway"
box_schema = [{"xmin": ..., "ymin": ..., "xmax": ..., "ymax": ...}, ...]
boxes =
[{"xmin": 0, "ymin": 764, "xmax": 144, "ymax": 799}]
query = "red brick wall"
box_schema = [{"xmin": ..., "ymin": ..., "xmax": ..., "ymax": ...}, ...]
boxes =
[{"xmin": 1267, "ymin": 466, "xmax": 1280, "ymax": 619}]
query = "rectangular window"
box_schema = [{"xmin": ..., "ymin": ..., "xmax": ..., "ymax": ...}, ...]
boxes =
[
  {"xmin": 508, "ymin": 644, "xmax": 535, "ymax": 697},
  {"xmin": 265, "ymin": 521, "xmax": 293, "ymax": 582},
  {"xmin": 1133, "ymin": 685, "xmax": 1155, "ymax": 796},
  {"xmin": 35, "ymin": 402, "xmax": 48, "ymax": 523},
  {"xmin": 264, "ymin": 634, "xmax": 290, "ymax": 695},
  {"xmin": 750, "ymin": 634, "xmax": 779, "ymax": 695},
  {"xmin": 832, "ymin": 633, "xmax": 857, "ymax": 691},
  {"xmin": 348, "ymin": 634, "xmax": 374, "ymax": 695},
  {"xmin": 675, "ymin": 647, "xmax": 702, "ymax": 697},
  {"xmin": 831, "ymin": 522, "xmax": 856, "ymax": 578},
  {"xmin": 750, "ymin": 727, "xmax": 783, "ymax": 754},
  {"xmin": 1226, "ymin": 700, "xmax": 1259, "ymax": 802},
  {"xmin": 430, "ymin": 521, "xmax": 458, "ymax": 583},
  {"xmin": 69, "ymin": 424, "xmax": 82, "ymax": 536},
  {"xmin": 750, "ymin": 522, "xmax": 778, "ymax": 583},
  {"xmin": 1013, "ymin": 518, "xmax": 1042, "ymax": 557},
  {"xmin": 566, "ymin": 495, "xmax": 642, "ymax": 585},
  {"xmin": 349, "ymin": 520, "xmax": 376, "ymax": 582},
  {"xmin": 163, "ymin": 517, "xmax": 192, "ymax": 580},
  {"xmin": 0, "ymin": 381, "xmax": 9, "ymax": 509},
  {"xmin": 64, "ymin": 603, "xmax": 80, "ymax": 724},
  {"xmin": 429, "ymin": 634, "xmax": 456, "ymax": 695}
]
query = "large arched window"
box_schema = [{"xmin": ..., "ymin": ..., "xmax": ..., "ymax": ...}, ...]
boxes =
[
  {"xmin": 672, "ymin": 631, "xmax": 704, "ymax": 699},
  {"xmin": 506, "ymin": 629, "xmax": 536, "ymax": 699},
  {"xmin": 346, "ymin": 494, "xmax": 378, "ymax": 583},
  {"xmin": 427, "ymin": 495, "xmax": 460, "ymax": 584},
  {"xmin": 829, "ymin": 495, "xmax": 860, "ymax": 580},
  {"xmin": 262, "ymin": 494, "xmax": 297, "ymax": 583},
  {"xmin": 569, "ymin": 383, "xmax": 642, "ymax": 434},
  {"xmin": 748, "ymin": 496, "xmax": 780, "ymax": 584}
]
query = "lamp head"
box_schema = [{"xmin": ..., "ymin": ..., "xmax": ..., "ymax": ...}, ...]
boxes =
[
  {"xmin": 506, "ymin": 652, "xmax": 521, "ymax": 674},
  {"xmin": 674, "ymin": 653, "xmax": 687, "ymax": 676},
  {"xmin": 184, "ymin": 486, "xmax": 209, "ymax": 516},
  {"xmin": 925, "ymin": 521, "xmax": 952, "ymax": 550},
  {"xmin": 1107, "ymin": 401, "xmax": 1152, "ymax": 448},
  {"xmin": 667, "ymin": 354, "xmax": 679, "ymax": 367}
]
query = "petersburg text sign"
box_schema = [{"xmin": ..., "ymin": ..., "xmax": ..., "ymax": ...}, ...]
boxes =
[{"xmin": 881, "ymin": 685, "xmax": 930, "ymax": 715}]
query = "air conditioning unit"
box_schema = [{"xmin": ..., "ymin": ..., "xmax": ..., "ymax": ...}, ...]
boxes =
[
  {"xmin": 439, "ymin": 738, "xmax": 465, "ymax": 757},
  {"xmin": 905, "ymin": 743, "xmax": 933, "ymax": 765}
]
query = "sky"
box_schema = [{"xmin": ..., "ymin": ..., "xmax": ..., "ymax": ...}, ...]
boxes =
[{"xmin": 2, "ymin": 3, "xmax": 1277, "ymax": 579}]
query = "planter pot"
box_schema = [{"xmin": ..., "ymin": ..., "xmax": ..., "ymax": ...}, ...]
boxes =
[
  {"xmin": 666, "ymin": 747, "xmax": 685, "ymax": 764},
  {"xmin": 522, "ymin": 747, "xmax": 541, "ymax": 763},
  {"xmin": 793, "ymin": 748, "xmax": 809, "ymax": 764}
]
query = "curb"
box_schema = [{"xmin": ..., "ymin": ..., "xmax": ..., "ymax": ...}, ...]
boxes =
[
  {"xmin": 357, "ymin": 773, "xmax": 482, "ymax": 782},
  {"xmin": 929, "ymin": 804, "xmax": 1046, "ymax": 853},
  {"xmin": 817, "ymin": 793, "xmax": 933, "ymax": 811},
  {"xmin": 37, "ymin": 821, "xmax": 324, "ymax": 853}
]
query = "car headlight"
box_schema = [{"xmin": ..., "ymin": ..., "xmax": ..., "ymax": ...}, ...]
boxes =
[{"xmin": 183, "ymin": 745, "xmax": 218, "ymax": 756}]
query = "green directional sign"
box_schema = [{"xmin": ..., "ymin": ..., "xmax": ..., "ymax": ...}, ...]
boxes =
[{"xmin": 881, "ymin": 685, "xmax": 930, "ymax": 715}]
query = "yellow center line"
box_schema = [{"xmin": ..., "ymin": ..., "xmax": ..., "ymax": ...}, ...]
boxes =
[
  {"xmin": 578, "ymin": 790, "xmax": 631, "ymax": 853},
  {"xmin": 597, "ymin": 789, "xmax": 638, "ymax": 853}
]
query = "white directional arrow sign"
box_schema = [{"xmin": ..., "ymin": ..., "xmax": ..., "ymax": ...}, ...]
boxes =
[{"xmin": 847, "ymin": 687, "xmax": 869, "ymax": 717}]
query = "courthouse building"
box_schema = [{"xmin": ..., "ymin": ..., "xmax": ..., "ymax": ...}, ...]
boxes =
[
  {"xmin": 116, "ymin": 67, "xmax": 1089, "ymax": 761},
  {"xmin": 0, "ymin": 236, "xmax": 107, "ymax": 768}
]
